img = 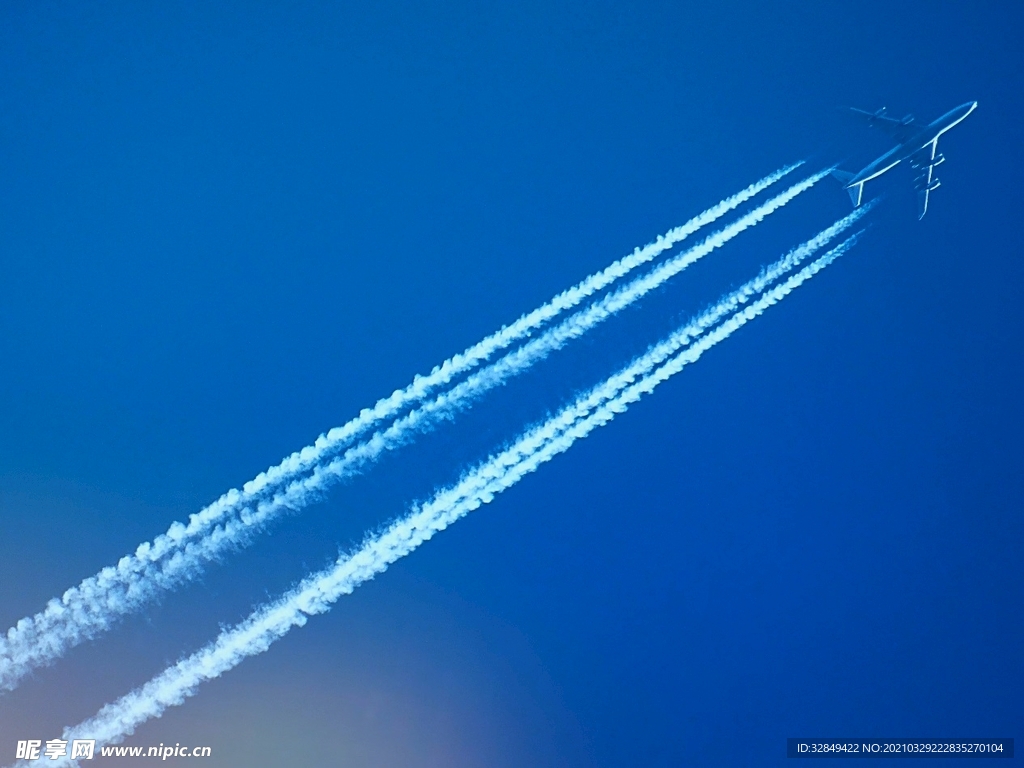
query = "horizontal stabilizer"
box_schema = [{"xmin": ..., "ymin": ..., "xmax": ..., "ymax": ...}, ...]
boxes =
[
  {"xmin": 831, "ymin": 169, "xmax": 863, "ymax": 207},
  {"xmin": 830, "ymin": 169, "xmax": 855, "ymax": 185}
]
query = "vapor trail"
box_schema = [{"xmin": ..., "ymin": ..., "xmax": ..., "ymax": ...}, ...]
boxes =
[
  {"xmin": 186, "ymin": 168, "xmax": 833, "ymax": 547},
  {"xmin": 38, "ymin": 226, "xmax": 863, "ymax": 758},
  {"xmin": 0, "ymin": 165, "xmax": 803, "ymax": 694},
  {"xmin": 190, "ymin": 168, "xmax": 833, "ymax": 534}
]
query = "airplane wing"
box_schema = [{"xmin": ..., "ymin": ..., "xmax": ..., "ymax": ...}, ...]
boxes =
[
  {"xmin": 910, "ymin": 138, "xmax": 943, "ymax": 219},
  {"xmin": 916, "ymin": 177, "xmax": 934, "ymax": 220},
  {"xmin": 850, "ymin": 107, "xmax": 919, "ymax": 144}
]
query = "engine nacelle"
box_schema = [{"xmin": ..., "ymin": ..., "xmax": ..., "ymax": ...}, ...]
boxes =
[
  {"xmin": 900, "ymin": 114, "xmax": 915, "ymax": 125},
  {"xmin": 926, "ymin": 178, "xmax": 941, "ymax": 192},
  {"xmin": 911, "ymin": 151, "xmax": 945, "ymax": 171}
]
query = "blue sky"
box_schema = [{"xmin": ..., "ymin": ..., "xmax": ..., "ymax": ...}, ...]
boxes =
[{"xmin": 1, "ymin": 2, "xmax": 1020, "ymax": 765}]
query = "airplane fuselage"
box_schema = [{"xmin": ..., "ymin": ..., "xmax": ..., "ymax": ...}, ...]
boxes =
[{"xmin": 849, "ymin": 101, "xmax": 977, "ymax": 186}]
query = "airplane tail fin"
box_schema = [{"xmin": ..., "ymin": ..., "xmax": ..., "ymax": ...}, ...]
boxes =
[{"xmin": 830, "ymin": 169, "xmax": 863, "ymax": 207}]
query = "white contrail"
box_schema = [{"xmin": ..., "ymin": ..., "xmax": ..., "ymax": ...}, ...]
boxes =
[
  {"xmin": 188, "ymin": 168, "xmax": 834, "ymax": 539},
  {"xmin": 35, "ymin": 226, "xmax": 863, "ymax": 760},
  {"xmin": 0, "ymin": 166, "xmax": 805, "ymax": 693},
  {"xmin": 11, "ymin": 170, "xmax": 829, "ymax": 681},
  {"xmin": 180, "ymin": 168, "xmax": 835, "ymax": 536}
]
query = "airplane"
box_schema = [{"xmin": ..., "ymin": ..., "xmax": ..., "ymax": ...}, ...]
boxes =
[{"xmin": 832, "ymin": 100, "xmax": 977, "ymax": 219}]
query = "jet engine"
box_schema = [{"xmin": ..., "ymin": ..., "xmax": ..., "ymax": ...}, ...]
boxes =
[
  {"xmin": 913, "ymin": 173, "xmax": 938, "ymax": 191},
  {"xmin": 911, "ymin": 152, "xmax": 945, "ymax": 171}
]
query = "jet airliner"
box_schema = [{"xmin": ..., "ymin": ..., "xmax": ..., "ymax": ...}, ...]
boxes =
[{"xmin": 832, "ymin": 100, "xmax": 977, "ymax": 219}]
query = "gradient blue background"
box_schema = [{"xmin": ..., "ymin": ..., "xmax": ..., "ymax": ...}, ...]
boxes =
[{"xmin": 0, "ymin": 2, "xmax": 1020, "ymax": 765}]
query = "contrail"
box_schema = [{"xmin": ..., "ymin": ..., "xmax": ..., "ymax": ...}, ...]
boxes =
[
  {"xmin": 0, "ymin": 165, "xmax": 805, "ymax": 694},
  {"xmin": 34, "ymin": 226, "xmax": 864, "ymax": 759},
  {"xmin": 182, "ymin": 167, "xmax": 835, "ymax": 532},
  {"xmin": 185, "ymin": 168, "xmax": 835, "ymax": 543}
]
